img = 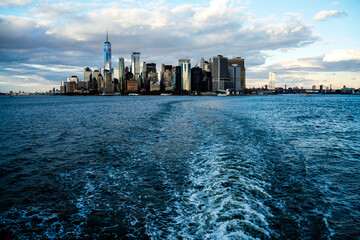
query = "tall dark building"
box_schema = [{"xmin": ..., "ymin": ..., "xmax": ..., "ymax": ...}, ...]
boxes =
[
  {"xmin": 146, "ymin": 63, "xmax": 156, "ymax": 73},
  {"xmin": 191, "ymin": 67, "xmax": 202, "ymax": 92},
  {"xmin": 173, "ymin": 66, "xmax": 181, "ymax": 91},
  {"xmin": 212, "ymin": 55, "xmax": 229, "ymax": 91},
  {"xmin": 203, "ymin": 71, "xmax": 212, "ymax": 92},
  {"xmin": 119, "ymin": 58, "xmax": 125, "ymax": 92}
]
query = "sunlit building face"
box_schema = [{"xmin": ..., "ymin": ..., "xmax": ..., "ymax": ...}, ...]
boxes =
[{"xmin": 181, "ymin": 61, "xmax": 191, "ymax": 91}]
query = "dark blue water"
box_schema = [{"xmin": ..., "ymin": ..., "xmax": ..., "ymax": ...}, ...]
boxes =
[{"xmin": 0, "ymin": 95, "xmax": 359, "ymax": 239}]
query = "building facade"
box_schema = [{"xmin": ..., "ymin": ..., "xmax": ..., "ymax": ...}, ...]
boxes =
[
  {"xmin": 92, "ymin": 69, "xmax": 101, "ymax": 91},
  {"xmin": 131, "ymin": 52, "xmax": 141, "ymax": 89},
  {"xmin": 142, "ymin": 62, "xmax": 157, "ymax": 91},
  {"xmin": 84, "ymin": 67, "xmax": 92, "ymax": 90},
  {"xmin": 228, "ymin": 57, "xmax": 246, "ymax": 89},
  {"xmin": 161, "ymin": 64, "xmax": 172, "ymax": 90},
  {"xmin": 203, "ymin": 71, "xmax": 212, "ymax": 92},
  {"xmin": 191, "ymin": 67, "xmax": 202, "ymax": 92},
  {"xmin": 212, "ymin": 55, "xmax": 229, "ymax": 92},
  {"xmin": 119, "ymin": 58, "xmax": 125, "ymax": 92},
  {"xmin": 173, "ymin": 66, "xmax": 181, "ymax": 91},
  {"xmin": 104, "ymin": 70, "xmax": 113, "ymax": 93},
  {"xmin": 104, "ymin": 32, "xmax": 111, "ymax": 72},
  {"xmin": 96, "ymin": 73, "xmax": 104, "ymax": 93},
  {"xmin": 181, "ymin": 59, "xmax": 191, "ymax": 91},
  {"xmin": 228, "ymin": 64, "xmax": 241, "ymax": 89},
  {"xmin": 163, "ymin": 70, "xmax": 173, "ymax": 91},
  {"xmin": 84, "ymin": 67, "xmax": 92, "ymax": 82}
]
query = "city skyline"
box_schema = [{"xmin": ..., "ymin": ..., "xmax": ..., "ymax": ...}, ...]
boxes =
[{"xmin": 0, "ymin": 0, "xmax": 359, "ymax": 92}]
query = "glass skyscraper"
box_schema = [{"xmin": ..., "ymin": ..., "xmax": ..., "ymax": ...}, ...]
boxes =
[
  {"xmin": 104, "ymin": 32, "xmax": 111, "ymax": 72},
  {"xmin": 131, "ymin": 52, "xmax": 140, "ymax": 78},
  {"xmin": 131, "ymin": 52, "xmax": 141, "ymax": 89}
]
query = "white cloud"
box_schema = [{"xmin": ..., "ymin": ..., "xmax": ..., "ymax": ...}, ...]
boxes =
[
  {"xmin": 313, "ymin": 10, "xmax": 347, "ymax": 21},
  {"xmin": 277, "ymin": 58, "xmax": 323, "ymax": 70},
  {"xmin": 171, "ymin": 4, "xmax": 194, "ymax": 15},
  {"xmin": 23, "ymin": 0, "xmax": 316, "ymax": 57},
  {"xmin": 0, "ymin": 0, "xmax": 32, "ymax": 7},
  {"xmin": 29, "ymin": 2, "xmax": 82, "ymax": 24},
  {"xmin": 0, "ymin": 1, "xmax": 324, "ymax": 91},
  {"xmin": 193, "ymin": 0, "xmax": 231, "ymax": 23},
  {"xmin": 330, "ymin": 2, "xmax": 339, "ymax": 6},
  {"xmin": 322, "ymin": 49, "xmax": 360, "ymax": 62}
]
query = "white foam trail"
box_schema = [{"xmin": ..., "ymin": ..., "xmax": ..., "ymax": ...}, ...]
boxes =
[{"xmin": 142, "ymin": 101, "xmax": 274, "ymax": 239}]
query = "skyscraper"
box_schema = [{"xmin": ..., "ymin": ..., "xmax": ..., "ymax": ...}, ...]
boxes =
[
  {"xmin": 93, "ymin": 69, "xmax": 101, "ymax": 80},
  {"xmin": 172, "ymin": 66, "xmax": 181, "ymax": 90},
  {"xmin": 119, "ymin": 58, "xmax": 125, "ymax": 91},
  {"xmin": 269, "ymin": 72, "xmax": 276, "ymax": 90},
  {"xmin": 161, "ymin": 64, "xmax": 172, "ymax": 90},
  {"xmin": 104, "ymin": 69, "xmax": 113, "ymax": 93},
  {"xmin": 113, "ymin": 68, "xmax": 119, "ymax": 81},
  {"xmin": 163, "ymin": 70, "xmax": 173, "ymax": 91},
  {"xmin": 93, "ymin": 69, "xmax": 101, "ymax": 91},
  {"xmin": 142, "ymin": 62, "xmax": 157, "ymax": 91},
  {"xmin": 228, "ymin": 57, "xmax": 246, "ymax": 89},
  {"xmin": 228, "ymin": 64, "xmax": 241, "ymax": 89},
  {"xmin": 181, "ymin": 59, "xmax": 191, "ymax": 91},
  {"xmin": 191, "ymin": 67, "xmax": 202, "ymax": 92},
  {"xmin": 104, "ymin": 32, "xmax": 111, "ymax": 72},
  {"xmin": 84, "ymin": 67, "xmax": 92, "ymax": 82},
  {"xmin": 131, "ymin": 52, "xmax": 141, "ymax": 89},
  {"xmin": 84, "ymin": 67, "xmax": 92, "ymax": 90},
  {"xmin": 212, "ymin": 55, "xmax": 229, "ymax": 92}
]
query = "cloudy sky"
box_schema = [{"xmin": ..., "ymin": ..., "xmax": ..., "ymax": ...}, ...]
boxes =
[{"xmin": 0, "ymin": 0, "xmax": 359, "ymax": 91}]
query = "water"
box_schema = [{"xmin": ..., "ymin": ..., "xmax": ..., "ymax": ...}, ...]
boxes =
[{"xmin": 0, "ymin": 94, "xmax": 359, "ymax": 239}]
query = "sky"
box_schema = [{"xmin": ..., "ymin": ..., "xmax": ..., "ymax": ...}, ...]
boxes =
[{"xmin": 0, "ymin": 0, "xmax": 359, "ymax": 92}]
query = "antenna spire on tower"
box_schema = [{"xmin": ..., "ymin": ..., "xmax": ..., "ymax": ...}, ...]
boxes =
[{"xmin": 106, "ymin": 30, "xmax": 108, "ymax": 42}]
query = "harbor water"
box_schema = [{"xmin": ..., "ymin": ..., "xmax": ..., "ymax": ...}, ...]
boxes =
[{"xmin": 0, "ymin": 95, "xmax": 359, "ymax": 239}]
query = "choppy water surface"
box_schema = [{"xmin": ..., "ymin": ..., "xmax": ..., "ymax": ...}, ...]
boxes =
[{"xmin": 0, "ymin": 95, "xmax": 359, "ymax": 239}]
